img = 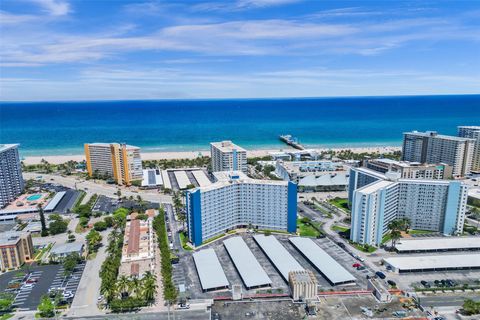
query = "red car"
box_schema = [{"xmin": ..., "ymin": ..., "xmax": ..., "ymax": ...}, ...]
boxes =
[
  {"xmin": 26, "ymin": 278, "xmax": 38, "ymax": 284},
  {"xmin": 352, "ymin": 263, "xmax": 362, "ymax": 268}
]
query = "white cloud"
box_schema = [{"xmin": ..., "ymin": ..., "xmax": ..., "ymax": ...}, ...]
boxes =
[{"xmin": 29, "ymin": 0, "xmax": 70, "ymax": 16}]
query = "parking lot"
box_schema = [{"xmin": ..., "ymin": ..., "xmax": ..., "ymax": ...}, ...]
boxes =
[
  {"xmin": 175, "ymin": 233, "xmax": 370, "ymax": 300},
  {"xmin": 0, "ymin": 262, "xmax": 86, "ymax": 311}
]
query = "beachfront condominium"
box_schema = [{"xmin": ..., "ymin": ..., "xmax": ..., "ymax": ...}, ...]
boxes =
[
  {"xmin": 402, "ymin": 131, "xmax": 474, "ymax": 177},
  {"xmin": 84, "ymin": 143, "xmax": 142, "ymax": 185},
  {"xmin": 210, "ymin": 141, "xmax": 247, "ymax": 172},
  {"xmin": 458, "ymin": 126, "xmax": 480, "ymax": 171},
  {"xmin": 348, "ymin": 166, "xmax": 468, "ymax": 246},
  {"xmin": 364, "ymin": 159, "xmax": 453, "ymax": 180},
  {"xmin": 0, "ymin": 144, "xmax": 24, "ymax": 209},
  {"xmin": 186, "ymin": 171, "xmax": 297, "ymax": 246},
  {"xmin": 0, "ymin": 231, "xmax": 34, "ymax": 271}
]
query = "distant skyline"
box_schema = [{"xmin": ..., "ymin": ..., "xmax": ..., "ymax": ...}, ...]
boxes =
[{"xmin": 1, "ymin": 0, "xmax": 479, "ymax": 101}]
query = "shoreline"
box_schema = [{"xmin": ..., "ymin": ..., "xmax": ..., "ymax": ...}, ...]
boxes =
[{"xmin": 21, "ymin": 146, "xmax": 401, "ymax": 165}]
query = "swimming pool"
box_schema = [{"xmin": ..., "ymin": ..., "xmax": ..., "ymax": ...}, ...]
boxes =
[{"xmin": 27, "ymin": 194, "xmax": 42, "ymax": 201}]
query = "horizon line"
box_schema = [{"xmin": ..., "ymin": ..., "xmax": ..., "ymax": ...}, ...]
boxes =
[{"xmin": 1, "ymin": 93, "xmax": 479, "ymax": 104}]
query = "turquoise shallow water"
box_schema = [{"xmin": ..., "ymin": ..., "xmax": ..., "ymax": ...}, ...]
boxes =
[{"xmin": 1, "ymin": 95, "xmax": 479, "ymax": 156}]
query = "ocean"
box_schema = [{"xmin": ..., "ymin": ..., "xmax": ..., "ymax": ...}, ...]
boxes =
[{"xmin": 1, "ymin": 95, "xmax": 479, "ymax": 156}]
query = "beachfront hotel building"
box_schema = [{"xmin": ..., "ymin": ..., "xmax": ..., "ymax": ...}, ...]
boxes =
[
  {"xmin": 457, "ymin": 126, "xmax": 480, "ymax": 171},
  {"xmin": 0, "ymin": 144, "xmax": 24, "ymax": 209},
  {"xmin": 84, "ymin": 143, "xmax": 142, "ymax": 185},
  {"xmin": 0, "ymin": 231, "xmax": 34, "ymax": 271},
  {"xmin": 210, "ymin": 141, "xmax": 247, "ymax": 173},
  {"xmin": 402, "ymin": 131, "xmax": 474, "ymax": 176},
  {"xmin": 364, "ymin": 158, "xmax": 453, "ymax": 180},
  {"xmin": 186, "ymin": 171, "xmax": 297, "ymax": 246},
  {"xmin": 349, "ymin": 166, "xmax": 468, "ymax": 246}
]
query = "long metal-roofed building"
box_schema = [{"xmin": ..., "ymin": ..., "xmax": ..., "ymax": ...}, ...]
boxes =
[
  {"xmin": 383, "ymin": 253, "xmax": 480, "ymax": 273},
  {"xmin": 253, "ymin": 234, "xmax": 303, "ymax": 281},
  {"xmin": 223, "ymin": 237, "xmax": 272, "ymax": 289},
  {"xmin": 395, "ymin": 237, "xmax": 480, "ymax": 253},
  {"xmin": 192, "ymin": 248, "xmax": 229, "ymax": 292},
  {"xmin": 289, "ymin": 237, "xmax": 356, "ymax": 286}
]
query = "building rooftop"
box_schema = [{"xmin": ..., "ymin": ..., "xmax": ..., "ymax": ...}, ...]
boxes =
[
  {"xmin": 395, "ymin": 236, "xmax": 480, "ymax": 252},
  {"xmin": 195, "ymin": 171, "xmax": 288, "ymax": 193},
  {"xmin": 357, "ymin": 179, "xmax": 395, "ymax": 194},
  {"xmin": 141, "ymin": 169, "xmax": 163, "ymax": 187},
  {"xmin": 289, "ymin": 237, "xmax": 355, "ymax": 285},
  {"xmin": 253, "ymin": 234, "xmax": 303, "ymax": 281},
  {"xmin": 223, "ymin": 237, "xmax": 272, "ymax": 289},
  {"xmin": 88, "ymin": 142, "xmax": 140, "ymax": 149},
  {"xmin": 192, "ymin": 248, "xmax": 229, "ymax": 291},
  {"xmin": 298, "ymin": 172, "xmax": 348, "ymax": 187},
  {"xmin": 210, "ymin": 141, "xmax": 246, "ymax": 152},
  {"xmin": 384, "ymin": 253, "xmax": 480, "ymax": 271},
  {"xmin": 404, "ymin": 131, "xmax": 475, "ymax": 142},
  {"xmin": 0, "ymin": 231, "xmax": 29, "ymax": 246},
  {"xmin": 0, "ymin": 144, "xmax": 19, "ymax": 153},
  {"xmin": 50, "ymin": 242, "xmax": 84, "ymax": 256}
]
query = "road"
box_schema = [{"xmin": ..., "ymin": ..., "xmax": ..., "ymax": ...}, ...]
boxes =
[
  {"xmin": 68, "ymin": 230, "xmax": 109, "ymax": 318},
  {"xmin": 24, "ymin": 172, "xmax": 172, "ymax": 204},
  {"xmin": 418, "ymin": 293, "xmax": 480, "ymax": 308}
]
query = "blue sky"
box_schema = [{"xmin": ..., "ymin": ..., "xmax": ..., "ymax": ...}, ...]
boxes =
[{"xmin": 0, "ymin": 0, "xmax": 479, "ymax": 101}]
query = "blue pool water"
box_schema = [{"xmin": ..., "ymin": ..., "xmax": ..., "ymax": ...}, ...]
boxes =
[{"xmin": 27, "ymin": 194, "xmax": 42, "ymax": 201}]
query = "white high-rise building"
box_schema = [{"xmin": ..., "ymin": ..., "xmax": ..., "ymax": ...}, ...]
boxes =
[
  {"xmin": 349, "ymin": 167, "xmax": 468, "ymax": 246},
  {"xmin": 402, "ymin": 131, "xmax": 475, "ymax": 176},
  {"xmin": 210, "ymin": 141, "xmax": 247, "ymax": 172},
  {"xmin": 0, "ymin": 144, "xmax": 24, "ymax": 209},
  {"xmin": 458, "ymin": 126, "xmax": 480, "ymax": 171},
  {"xmin": 186, "ymin": 171, "xmax": 297, "ymax": 246}
]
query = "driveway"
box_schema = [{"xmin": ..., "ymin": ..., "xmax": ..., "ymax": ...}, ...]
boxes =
[{"xmin": 68, "ymin": 230, "xmax": 109, "ymax": 318}]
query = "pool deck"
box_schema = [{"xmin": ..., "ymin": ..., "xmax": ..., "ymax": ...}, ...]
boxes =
[{"xmin": 2, "ymin": 193, "xmax": 50, "ymax": 211}]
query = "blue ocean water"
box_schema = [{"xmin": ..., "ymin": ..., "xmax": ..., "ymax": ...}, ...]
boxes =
[{"xmin": 1, "ymin": 95, "xmax": 479, "ymax": 156}]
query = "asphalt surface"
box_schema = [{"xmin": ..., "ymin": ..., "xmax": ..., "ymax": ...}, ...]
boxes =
[
  {"xmin": 54, "ymin": 189, "xmax": 81, "ymax": 213},
  {"xmin": 419, "ymin": 294, "xmax": 480, "ymax": 308}
]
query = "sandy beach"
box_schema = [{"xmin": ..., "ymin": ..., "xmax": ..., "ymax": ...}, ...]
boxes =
[{"xmin": 21, "ymin": 146, "xmax": 401, "ymax": 165}]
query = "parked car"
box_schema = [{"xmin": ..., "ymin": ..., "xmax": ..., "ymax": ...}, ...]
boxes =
[
  {"xmin": 375, "ymin": 271, "xmax": 386, "ymax": 279},
  {"xmin": 387, "ymin": 280, "xmax": 396, "ymax": 287},
  {"xmin": 421, "ymin": 280, "xmax": 431, "ymax": 288},
  {"xmin": 357, "ymin": 266, "xmax": 366, "ymax": 271},
  {"xmin": 352, "ymin": 263, "xmax": 362, "ymax": 268}
]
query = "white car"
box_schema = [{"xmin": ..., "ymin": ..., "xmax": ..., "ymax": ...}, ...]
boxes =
[{"xmin": 22, "ymin": 283, "xmax": 34, "ymax": 289}]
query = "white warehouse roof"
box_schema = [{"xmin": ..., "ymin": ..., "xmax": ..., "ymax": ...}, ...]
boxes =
[
  {"xmin": 289, "ymin": 237, "xmax": 356, "ymax": 285},
  {"xmin": 44, "ymin": 191, "xmax": 66, "ymax": 211},
  {"xmin": 174, "ymin": 170, "xmax": 191, "ymax": 189},
  {"xmin": 192, "ymin": 249, "xmax": 229, "ymax": 291},
  {"xmin": 253, "ymin": 234, "xmax": 303, "ymax": 281},
  {"xmin": 223, "ymin": 237, "xmax": 272, "ymax": 289},
  {"xmin": 384, "ymin": 254, "xmax": 480, "ymax": 272},
  {"xmin": 395, "ymin": 237, "xmax": 480, "ymax": 252},
  {"xmin": 191, "ymin": 170, "xmax": 212, "ymax": 187}
]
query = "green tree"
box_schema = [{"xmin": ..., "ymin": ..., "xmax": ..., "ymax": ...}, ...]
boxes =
[
  {"xmin": 117, "ymin": 275, "xmax": 130, "ymax": 298},
  {"xmin": 38, "ymin": 204, "xmax": 48, "ymax": 236},
  {"xmin": 462, "ymin": 299, "xmax": 480, "ymax": 315},
  {"xmin": 93, "ymin": 221, "xmax": 108, "ymax": 231},
  {"xmin": 48, "ymin": 215, "xmax": 68, "ymax": 235},
  {"xmin": 0, "ymin": 293, "xmax": 14, "ymax": 313},
  {"xmin": 86, "ymin": 229, "xmax": 102, "ymax": 253},
  {"xmin": 37, "ymin": 295, "xmax": 55, "ymax": 318},
  {"xmin": 141, "ymin": 271, "xmax": 157, "ymax": 303},
  {"xmin": 63, "ymin": 253, "xmax": 81, "ymax": 276}
]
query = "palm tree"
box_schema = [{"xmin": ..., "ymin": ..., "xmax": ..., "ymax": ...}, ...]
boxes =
[
  {"xmin": 141, "ymin": 271, "xmax": 157, "ymax": 302},
  {"xmin": 131, "ymin": 277, "xmax": 143, "ymax": 298},
  {"xmin": 117, "ymin": 275, "xmax": 130, "ymax": 298},
  {"xmin": 103, "ymin": 282, "xmax": 118, "ymax": 303}
]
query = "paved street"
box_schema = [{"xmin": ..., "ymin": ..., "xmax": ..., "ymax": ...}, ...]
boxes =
[
  {"xmin": 68, "ymin": 230, "xmax": 109, "ymax": 318},
  {"xmin": 23, "ymin": 172, "xmax": 172, "ymax": 204}
]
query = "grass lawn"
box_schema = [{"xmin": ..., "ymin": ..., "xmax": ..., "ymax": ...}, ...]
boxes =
[
  {"xmin": 179, "ymin": 231, "xmax": 193, "ymax": 251},
  {"xmin": 202, "ymin": 233, "xmax": 225, "ymax": 245},
  {"xmin": 0, "ymin": 314, "xmax": 13, "ymax": 320},
  {"xmin": 408, "ymin": 229, "xmax": 438, "ymax": 235},
  {"xmin": 328, "ymin": 198, "xmax": 350, "ymax": 212},
  {"xmin": 382, "ymin": 233, "xmax": 392, "ymax": 244},
  {"xmin": 352, "ymin": 242, "xmax": 377, "ymax": 253},
  {"xmin": 297, "ymin": 218, "xmax": 322, "ymax": 237},
  {"xmin": 331, "ymin": 225, "xmax": 350, "ymax": 233},
  {"xmin": 34, "ymin": 243, "xmax": 53, "ymax": 261}
]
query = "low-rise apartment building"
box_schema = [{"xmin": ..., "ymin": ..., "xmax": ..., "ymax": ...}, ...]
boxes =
[{"xmin": 0, "ymin": 231, "xmax": 34, "ymax": 271}]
